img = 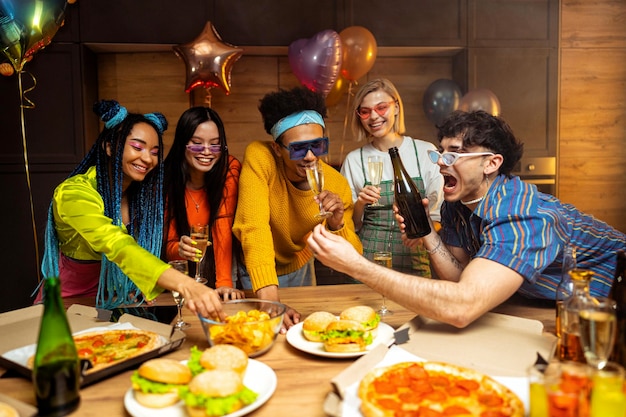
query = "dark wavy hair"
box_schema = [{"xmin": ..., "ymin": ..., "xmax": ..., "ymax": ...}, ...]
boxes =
[
  {"xmin": 258, "ymin": 86, "xmax": 328, "ymax": 139},
  {"xmin": 163, "ymin": 107, "xmax": 236, "ymax": 285},
  {"xmin": 436, "ymin": 110, "xmax": 524, "ymax": 176},
  {"xmin": 41, "ymin": 100, "xmax": 167, "ymax": 308}
]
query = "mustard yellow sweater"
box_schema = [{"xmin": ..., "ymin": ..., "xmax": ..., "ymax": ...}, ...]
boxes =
[{"xmin": 233, "ymin": 141, "xmax": 362, "ymax": 291}]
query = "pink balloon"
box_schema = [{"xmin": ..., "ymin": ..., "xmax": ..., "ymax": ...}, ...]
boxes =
[
  {"xmin": 288, "ymin": 30, "xmax": 342, "ymax": 97},
  {"xmin": 458, "ymin": 89, "xmax": 501, "ymax": 116}
]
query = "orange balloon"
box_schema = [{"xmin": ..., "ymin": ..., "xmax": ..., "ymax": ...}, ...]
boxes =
[
  {"xmin": 325, "ymin": 75, "xmax": 349, "ymax": 107},
  {"xmin": 0, "ymin": 62, "xmax": 15, "ymax": 77},
  {"xmin": 339, "ymin": 26, "xmax": 377, "ymax": 82}
]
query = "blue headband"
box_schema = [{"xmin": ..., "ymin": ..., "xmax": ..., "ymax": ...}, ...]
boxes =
[{"xmin": 270, "ymin": 110, "xmax": 325, "ymax": 141}]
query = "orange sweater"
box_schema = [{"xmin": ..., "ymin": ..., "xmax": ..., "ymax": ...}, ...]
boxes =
[{"xmin": 166, "ymin": 155, "xmax": 241, "ymax": 288}]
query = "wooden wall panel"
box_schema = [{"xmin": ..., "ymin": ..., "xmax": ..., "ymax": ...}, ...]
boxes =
[
  {"xmin": 559, "ymin": 0, "xmax": 626, "ymax": 232},
  {"xmin": 98, "ymin": 52, "xmax": 456, "ymax": 166}
]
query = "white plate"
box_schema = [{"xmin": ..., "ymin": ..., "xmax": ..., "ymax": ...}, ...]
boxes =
[
  {"xmin": 285, "ymin": 321, "xmax": 395, "ymax": 358},
  {"xmin": 124, "ymin": 359, "xmax": 277, "ymax": 417}
]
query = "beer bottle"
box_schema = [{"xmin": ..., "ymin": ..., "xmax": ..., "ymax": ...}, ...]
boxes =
[
  {"xmin": 33, "ymin": 277, "xmax": 81, "ymax": 416},
  {"xmin": 562, "ymin": 269, "xmax": 595, "ymax": 363},
  {"xmin": 555, "ymin": 243, "xmax": 576, "ymax": 359},
  {"xmin": 609, "ymin": 250, "xmax": 626, "ymax": 367},
  {"xmin": 389, "ymin": 147, "xmax": 431, "ymax": 238}
]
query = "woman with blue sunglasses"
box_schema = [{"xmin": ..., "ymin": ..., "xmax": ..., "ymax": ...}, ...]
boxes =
[
  {"xmin": 341, "ymin": 78, "xmax": 444, "ymax": 277},
  {"xmin": 162, "ymin": 107, "xmax": 244, "ymax": 301}
]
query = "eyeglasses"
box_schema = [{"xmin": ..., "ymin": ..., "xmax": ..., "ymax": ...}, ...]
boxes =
[
  {"xmin": 186, "ymin": 144, "xmax": 223, "ymax": 154},
  {"xmin": 427, "ymin": 150, "xmax": 494, "ymax": 166},
  {"xmin": 279, "ymin": 137, "xmax": 329, "ymax": 160},
  {"xmin": 355, "ymin": 101, "xmax": 396, "ymax": 120}
]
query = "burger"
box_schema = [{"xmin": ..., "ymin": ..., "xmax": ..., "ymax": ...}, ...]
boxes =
[
  {"xmin": 200, "ymin": 344, "xmax": 248, "ymax": 377},
  {"xmin": 321, "ymin": 319, "xmax": 373, "ymax": 353},
  {"xmin": 131, "ymin": 358, "xmax": 192, "ymax": 408},
  {"xmin": 302, "ymin": 311, "xmax": 337, "ymax": 342},
  {"xmin": 180, "ymin": 369, "xmax": 258, "ymax": 417},
  {"xmin": 187, "ymin": 345, "xmax": 248, "ymax": 377},
  {"xmin": 340, "ymin": 305, "xmax": 380, "ymax": 338}
]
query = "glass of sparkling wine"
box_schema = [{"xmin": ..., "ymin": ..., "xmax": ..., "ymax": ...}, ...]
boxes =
[
  {"xmin": 190, "ymin": 224, "xmax": 210, "ymax": 285},
  {"xmin": 367, "ymin": 156, "xmax": 384, "ymax": 207},
  {"xmin": 305, "ymin": 161, "xmax": 333, "ymax": 220},
  {"xmin": 373, "ymin": 251, "xmax": 393, "ymax": 316},
  {"xmin": 579, "ymin": 297, "xmax": 617, "ymax": 368},
  {"xmin": 168, "ymin": 260, "xmax": 190, "ymax": 329}
]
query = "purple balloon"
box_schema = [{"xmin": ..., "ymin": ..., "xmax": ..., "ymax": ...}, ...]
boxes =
[
  {"xmin": 288, "ymin": 30, "xmax": 342, "ymax": 97},
  {"xmin": 422, "ymin": 79, "xmax": 462, "ymax": 125}
]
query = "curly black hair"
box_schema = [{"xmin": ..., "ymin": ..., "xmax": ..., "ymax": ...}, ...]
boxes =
[
  {"xmin": 437, "ymin": 110, "xmax": 524, "ymax": 176},
  {"xmin": 258, "ymin": 86, "xmax": 328, "ymax": 138}
]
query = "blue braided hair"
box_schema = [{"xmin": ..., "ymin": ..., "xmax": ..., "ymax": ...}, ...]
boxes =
[{"xmin": 40, "ymin": 99, "xmax": 168, "ymax": 309}]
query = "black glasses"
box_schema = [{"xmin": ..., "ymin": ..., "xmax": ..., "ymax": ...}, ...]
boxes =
[
  {"xmin": 279, "ymin": 137, "xmax": 329, "ymax": 160},
  {"xmin": 186, "ymin": 144, "xmax": 223, "ymax": 154},
  {"xmin": 427, "ymin": 150, "xmax": 494, "ymax": 166},
  {"xmin": 355, "ymin": 101, "xmax": 395, "ymax": 120}
]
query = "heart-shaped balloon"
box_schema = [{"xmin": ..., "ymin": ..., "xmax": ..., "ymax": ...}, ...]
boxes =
[
  {"xmin": 288, "ymin": 29, "xmax": 342, "ymax": 97},
  {"xmin": 0, "ymin": 0, "xmax": 68, "ymax": 72}
]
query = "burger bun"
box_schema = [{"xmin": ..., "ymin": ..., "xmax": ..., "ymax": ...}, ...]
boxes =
[
  {"xmin": 340, "ymin": 305, "xmax": 379, "ymax": 338},
  {"xmin": 302, "ymin": 311, "xmax": 336, "ymax": 342},
  {"xmin": 200, "ymin": 344, "xmax": 248, "ymax": 377},
  {"xmin": 185, "ymin": 370, "xmax": 244, "ymax": 417},
  {"xmin": 323, "ymin": 319, "xmax": 368, "ymax": 353}
]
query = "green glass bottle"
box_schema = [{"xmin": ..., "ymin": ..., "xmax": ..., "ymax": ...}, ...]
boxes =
[
  {"xmin": 389, "ymin": 146, "xmax": 431, "ymax": 238},
  {"xmin": 32, "ymin": 277, "xmax": 81, "ymax": 416}
]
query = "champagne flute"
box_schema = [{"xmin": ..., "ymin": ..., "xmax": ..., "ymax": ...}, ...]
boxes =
[
  {"xmin": 372, "ymin": 250, "xmax": 393, "ymax": 316},
  {"xmin": 367, "ymin": 155, "xmax": 384, "ymax": 207},
  {"xmin": 190, "ymin": 224, "xmax": 210, "ymax": 285},
  {"xmin": 305, "ymin": 161, "xmax": 333, "ymax": 220},
  {"xmin": 579, "ymin": 297, "xmax": 617, "ymax": 368},
  {"xmin": 168, "ymin": 260, "xmax": 190, "ymax": 329}
]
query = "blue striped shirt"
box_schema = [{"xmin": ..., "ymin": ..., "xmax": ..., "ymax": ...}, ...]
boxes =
[{"xmin": 440, "ymin": 175, "xmax": 626, "ymax": 299}]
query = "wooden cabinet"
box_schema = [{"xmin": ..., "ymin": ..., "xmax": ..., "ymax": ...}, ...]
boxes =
[
  {"xmin": 467, "ymin": 47, "xmax": 558, "ymax": 156},
  {"xmin": 0, "ymin": 42, "xmax": 97, "ymax": 312}
]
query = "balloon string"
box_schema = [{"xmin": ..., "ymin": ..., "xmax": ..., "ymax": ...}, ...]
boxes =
[
  {"xmin": 339, "ymin": 82, "xmax": 355, "ymax": 163},
  {"xmin": 204, "ymin": 88, "xmax": 212, "ymax": 107},
  {"xmin": 18, "ymin": 71, "xmax": 42, "ymax": 283}
]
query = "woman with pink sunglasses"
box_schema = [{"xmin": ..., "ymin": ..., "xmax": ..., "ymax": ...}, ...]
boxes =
[{"xmin": 341, "ymin": 78, "xmax": 444, "ymax": 277}]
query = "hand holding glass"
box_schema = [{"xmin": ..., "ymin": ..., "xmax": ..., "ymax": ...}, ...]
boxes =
[
  {"xmin": 168, "ymin": 260, "xmax": 189, "ymax": 330},
  {"xmin": 367, "ymin": 156, "xmax": 384, "ymax": 207},
  {"xmin": 306, "ymin": 161, "xmax": 333, "ymax": 220},
  {"xmin": 190, "ymin": 224, "xmax": 210, "ymax": 285}
]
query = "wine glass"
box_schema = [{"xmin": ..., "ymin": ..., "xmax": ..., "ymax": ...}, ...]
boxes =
[
  {"xmin": 372, "ymin": 250, "xmax": 393, "ymax": 316},
  {"xmin": 579, "ymin": 297, "xmax": 617, "ymax": 368},
  {"xmin": 367, "ymin": 156, "xmax": 384, "ymax": 207},
  {"xmin": 305, "ymin": 161, "xmax": 333, "ymax": 220},
  {"xmin": 168, "ymin": 260, "xmax": 190, "ymax": 329},
  {"xmin": 190, "ymin": 224, "xmax": 210, "ymax": 285}
]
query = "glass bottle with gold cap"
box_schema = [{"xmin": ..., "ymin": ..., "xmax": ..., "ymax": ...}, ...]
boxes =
[{"xmin": 561, "ymin": 269, "xmax": 595, "ymax": 363}]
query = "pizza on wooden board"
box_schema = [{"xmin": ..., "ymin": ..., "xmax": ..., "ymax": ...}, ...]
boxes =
[
  {"xmin": 29, "ymin": 329, "xmax": 163, "ymax": 374},
  {"xmin": 358, "ymin": 361, "xmax": 524, "ymax": 417}
]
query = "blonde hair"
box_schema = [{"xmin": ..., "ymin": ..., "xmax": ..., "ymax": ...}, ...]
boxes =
[{"xmin": 350, "ymin": 78, "xmax": 406, "ymax": 142}]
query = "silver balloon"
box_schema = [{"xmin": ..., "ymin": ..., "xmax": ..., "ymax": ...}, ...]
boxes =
[
  {"xmin": 458, "ymin": 89, "xmax": 501, "ymax": 116},
  {"xmin": 422, "ymin": 79, "xmax": 462, "ymax": 125}
]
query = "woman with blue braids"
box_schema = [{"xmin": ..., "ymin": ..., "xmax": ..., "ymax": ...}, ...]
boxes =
[{"xmin": 35, "ymin": 100, "xmax": 225, "ymax": 320}]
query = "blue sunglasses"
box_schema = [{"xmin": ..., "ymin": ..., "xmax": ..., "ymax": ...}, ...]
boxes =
[{"xmin": 279, "ymin": 137, "xmax": 329, "ymax": 160}]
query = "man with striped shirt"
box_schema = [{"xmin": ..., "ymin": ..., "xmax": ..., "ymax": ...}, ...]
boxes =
[{"xmin": 308, "ymin": 110, "xmax": 626, "ymax": 328}]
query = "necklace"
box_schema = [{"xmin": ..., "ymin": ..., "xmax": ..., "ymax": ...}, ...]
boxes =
[
  {"xmin": 460, "ymin": 195, "xmax": 484, "ymax": 206},
  {"xmin": 186, "ymin": 189, "xmax": 202, "ymax": 213}
]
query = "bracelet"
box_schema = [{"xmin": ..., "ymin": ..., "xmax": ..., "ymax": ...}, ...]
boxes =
[{"xmin": 425, "ymin": 239, "xmax": 442, "ymax": 254}]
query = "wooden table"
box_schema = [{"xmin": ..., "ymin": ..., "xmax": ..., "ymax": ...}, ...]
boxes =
[{"xmin": 0, "ymin": 284, "xmax": 555, "ymax": 417}]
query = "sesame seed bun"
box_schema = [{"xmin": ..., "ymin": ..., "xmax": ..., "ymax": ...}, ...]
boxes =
[
  {"xmin": 302, "ymin": 311, "xmax": 337, "ymax": 342},
  {"xmin": 137, "ymin": 358, "xmax": 192, "ymax": 385},
  {"xmin": 199, "ymin": 344, "xmax": 248, "ymax": 377},
  {"xmin": 340, "ymin": 305, "xmax": 379, "ymax": 338}
]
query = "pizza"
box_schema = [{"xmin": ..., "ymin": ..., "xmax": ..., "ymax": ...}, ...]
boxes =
[
  {"xmin": 358, "ymin": 361, "xmax": 524, "ymax": 417},
  {"xmin": 29, "ymin": 329, "xmax": 163, "ymax": 374}
]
